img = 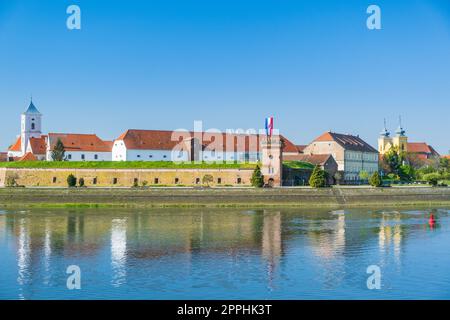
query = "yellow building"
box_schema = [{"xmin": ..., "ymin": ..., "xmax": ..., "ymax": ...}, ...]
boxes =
[{"xmin": 378, "ymin": 118, "xmax": 408, "ymax": 155}]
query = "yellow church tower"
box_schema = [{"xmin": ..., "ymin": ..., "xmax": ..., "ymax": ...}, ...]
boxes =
[
  {"xmin": 378, "ymin": 119, "xmax": 392, "ymax": 155},
  {"xmin": 378, "ymin": 117, "xmax": 408, "ymax": 155},
  {"xmin": 392, "ymin": 117, "xmax": 408, "ymax": 153}
]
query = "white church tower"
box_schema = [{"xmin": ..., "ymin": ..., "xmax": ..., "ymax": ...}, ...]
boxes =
[{"xmin": 20, "ymin": 99, "xmax": 42, "ymax": 155}]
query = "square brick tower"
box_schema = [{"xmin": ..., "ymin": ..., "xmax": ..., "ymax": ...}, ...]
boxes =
[{"xmin": 261, "ymin": 136, "xmax": 283, "ymax": 187}]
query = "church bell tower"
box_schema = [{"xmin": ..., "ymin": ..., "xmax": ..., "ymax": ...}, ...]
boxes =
[{"xmin": 21, "ymin": 99, "xmax": 42, "ymax": 155}]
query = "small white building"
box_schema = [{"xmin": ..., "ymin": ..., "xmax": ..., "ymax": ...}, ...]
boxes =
[{"xmin": 46, "ymin": 133, "xmax": 112, "ymax": 161}]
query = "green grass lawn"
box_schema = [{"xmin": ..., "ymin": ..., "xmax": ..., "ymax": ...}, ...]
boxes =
[
  {"xmin": 283, "ymin": 161, "xmax": 315, "ymax": 170},
  {"xmin": 0, "ymin": 161, "xmax": 257, "ymax": 170}
]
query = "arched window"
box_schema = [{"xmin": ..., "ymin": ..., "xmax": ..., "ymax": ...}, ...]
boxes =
[{"xmin": 31, "ymin": 123, "xmax": 35, "ymax": 130}]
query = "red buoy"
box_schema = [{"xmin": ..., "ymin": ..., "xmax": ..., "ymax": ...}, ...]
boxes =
[{"xmin": 429, "ymin": 214, "xmax": 436, "ymax": 227}]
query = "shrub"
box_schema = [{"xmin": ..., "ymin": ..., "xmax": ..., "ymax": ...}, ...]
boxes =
[
  {"xmin": 333, "ymin": 172, "xmax": 343, "ymax": 185},
  {"xmin": 423, "ymin": 172, "xmax": 441, "ymax": 187},
  {"xmin": 369, "ymin": 172, "xmax": 382, "ymax": 187},
  {"xmin": 250, "ymin": 165, "xmax": 264, "ymax": 188},
  {"xmin": 78, "ymin": 178, "xmax": 85, "ymax": 187},
  {"xmin": 5, "ymin": 175, "xmax": 18, "ymax": 187},
  {"xmin": 309, "ymin": 165, "xmax": 327, "ymax": 188},
  {"xmin": 202, "ymin": 174, "xmax": 214, "ymax": 187},
  {"xmin": 359, "ymin": 170, "xmax": 369, "ymax": 181},
  {"xmin": 142, "ymin": 180, "xmax": 148, "ymax": 187},
  {"xmin": 67, "ymin": 174, "xmax": 77, "ymax": 187}
]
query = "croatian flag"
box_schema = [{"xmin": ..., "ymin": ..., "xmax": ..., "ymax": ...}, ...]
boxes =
[{"xmin": 265, "ymin": 117, "xmax": 274, "ymax": 137}]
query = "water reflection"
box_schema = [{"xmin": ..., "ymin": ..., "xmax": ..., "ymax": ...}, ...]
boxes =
[
  {"xmin": 111, "ymin": 218, "xmax": 127, "ymax": 287},
  {"xmin": 0, "ymin": 207, "xmax": 448, "ymax": 299}
]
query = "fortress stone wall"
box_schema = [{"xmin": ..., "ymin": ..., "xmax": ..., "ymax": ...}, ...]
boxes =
[{"xmin": 0, "ymin": 168, "xmax": 254, "ymax": 187}]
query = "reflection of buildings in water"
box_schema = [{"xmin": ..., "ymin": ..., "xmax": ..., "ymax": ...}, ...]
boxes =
[
  {"xmin": 261, "ymin": 211, "xmax": 282, "ymax": 289},
  {"xmin": 43, "ymin": 218, "xmax": 52, "ymax": 284},
  {"xmin": 378, "ymin": 211, "xmax": 403, "ymax": 264},
  {"xmin": 17, "ymin": 218, "xmax": 31, "ymax": 300},
  {"xmin": 111, "ymin": 218, "xmax": 127, "ymax": 287},
  {"xmin": 306, "ymin": 211, "xmax": 347, "ymax": 289},
  {"xmin": 308, "ymin": 211, "xmax": 346, "ymax": 260}
]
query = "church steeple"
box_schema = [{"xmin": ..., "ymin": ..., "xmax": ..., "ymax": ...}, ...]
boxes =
[
  {"xmin": 395, "ymin": 116, "xmax": 406, "ymax": 136},
  {"xmin": 24, "ymin": 97, "xmax": 41, "ymax": 115},
  {"xmin": 380, "ymin": 118, "xmax": 390, "ymax": 137},
  {"xmin": 20, "ymin": 98, "xmax": 43, "ymax": 155}
]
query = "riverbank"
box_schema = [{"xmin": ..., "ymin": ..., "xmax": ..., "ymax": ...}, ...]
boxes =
[{"xmin": 0, "ymin": 186, "xmax": 449, "ymax": 208}]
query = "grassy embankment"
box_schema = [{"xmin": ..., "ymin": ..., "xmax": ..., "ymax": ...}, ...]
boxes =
[{"xmin": 0, "ymin": 161, "xmax": 257, "ymax": 170}]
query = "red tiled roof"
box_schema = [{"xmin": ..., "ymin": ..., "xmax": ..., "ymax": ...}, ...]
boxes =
[
  {"xmin": 443, "ymin": 155, "xmax": 450, "ymax": 159},
  {"xmin": 48, "ymin": 133, "xmax": 112, "ymax": 152},
  {"xmin": 29, "ymin": 137, "xmax": 47, "ymax": 155},
  {"xmin": 407, "ymin": 143, "xmax": 440, "ymax": 157},
  {"xmin": 284, "ymin": 154, "xmax": 333, "ymax": 166},
  {"xmin": 8, "ymin": 137, "xmax": 21, "ymax": 152},
  {"xmin": 313, "ymin": 131, "xmax": 378, "ymax": 153},
  {"xmin": 19, "ymin": 152, "xmax": 38, "ymax": 161},
  {"xmin": 116, "ymin": 129, "xmax": 298, "ymax": 153},
  {"xmin": 407, "ymin": 143, "xmax": 431, "ymax": 154},
  {"xmin": 296, "ymin": 145, "xmax": 307, "ymax": 153}
]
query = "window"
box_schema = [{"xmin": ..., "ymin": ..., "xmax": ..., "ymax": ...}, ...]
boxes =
[
  {"xmin": 52, "ymin": 177, "xmax": 57, "ymax": 183},
  {"xmin": 134, "ymin": 178, "xmax": 138, "ymax": 184},
  {"xmin": 68, "ymin": 154, "xmax": 72, "ymax": 160},
  {"xmin": 195, "ymin": 178, "xmax": 200, "ymax": 184},
  {"xmin": 154, "ymin": 178, "xmax": 159, "ymax": 184},
  {"xmin": 237, "ymin": 178, "xmax": 242, "ymax": 184},
  {"xmin": 137, "ymin": 155, "xmax": 141, "ymax": 158},
  {"xmin": 217, "ymin": 178, "xmax": 222, "ymax": 184},
  {"xmin": 163, "ymin": 155, "xmax": 167, "ymax": 158},
  {"xmin": 113, "ymin": 178, "xmax": 118, "ymax": 185},
  {"xmin": 94, "ymin": 154, "xmax": 98, "ymax": 160},
  {"xmin": 31, "ymin": 123, "xmax": 35, "ymax": 130},
  {"xmin": 81, "ymin": 154, "xmax": 85, "ymax": 160},
  {"xmin": 175, "ymin": 178, "xmax": 179, "ymax": 184},
  {"xmin": 93, "ymin": 178, "xmax": 97, "ymax": 185},
  {"xmin": 149, "ymin": 155, "xmax": 153, "ymax": 158}
]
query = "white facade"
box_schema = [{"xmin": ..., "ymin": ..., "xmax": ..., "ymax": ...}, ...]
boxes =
[
  {"xmin": 112, "ymin": 140, "xmax": 188, "ymax": 161},
  {"xmin": 20, "ymin": 104, "xmax": 42, "ymax": 156},
  {"xmin": 46, "ymin": 150, "xmax": 111, "ymax": 162},
  {"xmin": 112, "ymin": 139, "xmax": 262, "ymax": 162},
  {"xmin": 343, "ymin": 150, "xmax": 379, "ymax": 181}
]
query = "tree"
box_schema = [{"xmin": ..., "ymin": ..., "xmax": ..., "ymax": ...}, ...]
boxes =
[
  {"xmin": 440, "ymin": 157, "xmax": 450, "ymax": 171},
  {"xmin": 423, "ymin": 172, "xmax": 441, "ymax": 187},
  {"xmin": 369, "ymin": 172, "xmax": 382, "ymax": 187},
  {"xmin": 399, "ymin": 164, "xmax": 415, "ymax": 182},
  {"xmin": 202, "ymin": 174, "xmax": 214, "ymax": 187},
  {"xmin": 383, "ymin": 146, "xmax": 402, "ymax": 175},
  {"xmin": 5, "ymin": 174, "xmax": 19, "ymax": 187},
  {"xmin": 78, "ymin": 178, "xmax": 85, "ymax": 187},
  {"xmin": 52, "ymin": 138, "xmax": 66, "ymax": 161},
  {"xmin": 67, "ymin": 174, "xmax": 77, "ymax": 187},
  {"xmin": 333, "ymin": 172, "xmax": 343, "ymax": 185},
  {"xmin": 250, "ymin": 165, "xmax": 264, "ymax": 188},
  {"xmin": 359, "ymin": 170, "xmax": 369, "ymax": 181},
  {"xmin": 309, "ymin": 165, "xmax": 327, "ymax": 188}
]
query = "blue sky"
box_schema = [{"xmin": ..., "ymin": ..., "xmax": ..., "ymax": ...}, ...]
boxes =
[{"xmin": 0, "ymin": 0, "xmax": 449, "ymax": 153}]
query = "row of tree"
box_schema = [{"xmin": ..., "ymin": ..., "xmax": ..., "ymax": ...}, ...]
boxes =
[{"xmin": 380, "ymin": 146, "xmax": 449, "ymax": 186}]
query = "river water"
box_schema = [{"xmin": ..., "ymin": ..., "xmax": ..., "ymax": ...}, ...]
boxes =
[{"xmin": 0, "ymin": 207, "xmax": 449, "ymax": 300}]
